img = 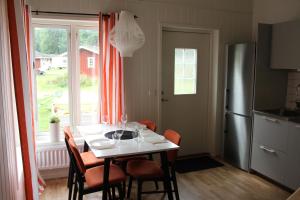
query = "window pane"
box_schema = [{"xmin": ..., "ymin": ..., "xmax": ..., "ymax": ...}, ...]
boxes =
[
  {"xmin": 175, "ymin": 64, "xmax": 184, "ymax": 79},
  {"xmin": 174, "ymin": 48, "xmax": 197, "ymax": 95},
  {"xmin": 184, "ymin": 49, "xmax": 197, "ymax": 64},
  {"xmin": 184, "ymin": 64, "xmax": 195, "ymax": 78},
  {"xmin": 79, "ymin": 29, "xmax": 100, "ymax": 125},
  {"xmin": 175, "ymin": 48, "xmax": 184, "ymax": 64},
  {"xmin": 34, "ymin": 27, "xmax": 70, "ymax": 133},
  {"xmin": 174, "ymin": 79, "xmax": 196, "ymax": 95}
]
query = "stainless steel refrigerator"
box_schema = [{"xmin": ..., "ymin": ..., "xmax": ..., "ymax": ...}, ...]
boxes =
[{"xmin": 224, "ymin": 43, "xmax": 255, "ymax": 171}]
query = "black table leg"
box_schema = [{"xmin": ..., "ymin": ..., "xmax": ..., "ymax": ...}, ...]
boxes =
[
  {"xmin": 102, "ymin": 158, "xmax": 111, "ymax": 200},
  {"xmin": 160, "ymin": 151, "xmax": 174, "ymax": 200}
]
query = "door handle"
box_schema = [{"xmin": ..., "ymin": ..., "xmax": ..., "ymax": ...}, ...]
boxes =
[
  {"xmin": 259, "ymin": 145, "xmax": 276, "ymax": 153},
  {"xmin": 161, "ymin": 98, "xmax": 169, "ymax": 102}
]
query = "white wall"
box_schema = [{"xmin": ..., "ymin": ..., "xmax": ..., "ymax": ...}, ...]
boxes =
[
  {"xmin": 28, "ymin": 0, "xmax": 253, "ymax": 155},
  {"xmin": 253, "ymin": 0, "xmax": 300, "ymax": 25},
  {"xmin": 253, "ymin": 0, "xmax": 300, "ymax": 38}
]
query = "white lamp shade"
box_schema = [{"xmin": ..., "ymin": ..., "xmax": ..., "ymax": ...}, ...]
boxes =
[{"xmin": 109, "ymin": 11, "xmax": 145, "ymax": 57}]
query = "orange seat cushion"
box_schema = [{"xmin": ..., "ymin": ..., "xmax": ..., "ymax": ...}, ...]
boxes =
[
  {"xmin": 127, "ymin": 159, "xmax": 164, "ymax": 179},
  {"xmin": 81, "ymin": 151, "xmax": 104, "ymax": 168},
  {"xmin": 85, "ymin": 164, "xmax": 126, "ymax": 189}
]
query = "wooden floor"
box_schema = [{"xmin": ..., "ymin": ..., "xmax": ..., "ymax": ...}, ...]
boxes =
[{"xmin": 40, "ymin": 162, "xmax": 291, "ymax": 200}]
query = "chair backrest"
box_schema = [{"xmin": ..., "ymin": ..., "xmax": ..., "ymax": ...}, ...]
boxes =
[
  {"xmin": 138, "ymin": 119, "xmax": 157, "ymax": 132},
  {"xmin": 64, "ymin": 126, "xmax": 73, "ymax": 140},
  {"xmin": 64, "ymin": 126, "xmax": 73, "ymax": 163},
  {"xmin": 68, "ymin": 138, "xmax": 86, "ymax": 174},
  {"xmin": 164, "ymin": 129, "xmax": 181, "ymax": 163}
]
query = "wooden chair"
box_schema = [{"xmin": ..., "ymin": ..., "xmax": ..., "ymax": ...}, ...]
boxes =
[
  {"xmin": 126, "ymin": 129, "xmax": 181, "ymax": 200},
  {"xmin": 64, "ymin": 127, "xmax": 104, "ymax": 200},
  {"xmin": 138, "ymin": 119, "xmax": 157, "ymax": 132},
  {"xmin": 113, "ymin": 119, "xmax": 158, "ymax": 190},
  {"xmin": 67, "ymin": 137, "xmax": 126, "ymax": 200}
]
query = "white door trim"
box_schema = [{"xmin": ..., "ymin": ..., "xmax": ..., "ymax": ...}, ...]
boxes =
[{"xmin": 157, "ymin": 23, "xmax": 219, "ymax": 156}]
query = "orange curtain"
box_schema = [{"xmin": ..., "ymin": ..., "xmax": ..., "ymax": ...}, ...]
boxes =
[
  {"xmin": 7, "ymin": 0, "xmax": 39, "ymax": 199},
  {"xmin": 99, "ymin": 13, "xmax": 125, "ymax": 124}
]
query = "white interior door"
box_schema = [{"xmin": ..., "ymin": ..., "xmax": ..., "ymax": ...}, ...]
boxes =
[{"xmin": 162, "ymin": 30, "xmax": 211, "ymax": 156}]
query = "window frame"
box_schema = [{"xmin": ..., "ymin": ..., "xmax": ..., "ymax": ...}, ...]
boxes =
[{"xmin": 32, "ymin": 18, "xmax": 99, "ymax": 141}]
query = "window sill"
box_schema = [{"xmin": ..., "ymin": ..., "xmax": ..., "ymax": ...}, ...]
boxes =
[{"xmin": 36, "ymin": 135, "xmax": 85, "ymax": 149}]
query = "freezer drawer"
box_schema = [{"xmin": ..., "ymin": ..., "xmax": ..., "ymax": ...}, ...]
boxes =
[{"xmin": 224, "ymin": 112, "xmax": 252, "ymax": 170}]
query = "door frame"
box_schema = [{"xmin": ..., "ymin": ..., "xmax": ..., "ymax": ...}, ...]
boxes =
[{"xmin": 157, "ymin": 23, "xmax": 220, "ymax": 156}]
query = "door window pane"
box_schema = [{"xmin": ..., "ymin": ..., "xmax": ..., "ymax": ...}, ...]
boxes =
[
  {"xmin": 78, "ymin": 29, "xmax": 100, "ymax": 125},
  {"xmin": 34, "ymin": 27, "xmax": 70, "ymax": 133},
  {"xmin": 174, "ymin": 48, "xmax": 197, "ymax": 95}
]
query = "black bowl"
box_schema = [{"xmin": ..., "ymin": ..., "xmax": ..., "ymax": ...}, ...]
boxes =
[{"xmin": 104, "ymin": 130, "xmax": 137, "ymax": 140}]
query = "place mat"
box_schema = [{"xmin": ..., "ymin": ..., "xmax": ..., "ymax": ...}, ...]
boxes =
[
  {"xmin": 175, "ymin": 156, "xmax": 224, "ymax": 173},
  {"xmin": 89, "ymin": 138, "xmax": 116, "ymax": 150},
  {"xmin": 104, "ymin": 130, "xmax": 137, "ymax": 140},
  {"xmin": 143, "ymin": 135, "xmax": 166, "ymax": 144}
]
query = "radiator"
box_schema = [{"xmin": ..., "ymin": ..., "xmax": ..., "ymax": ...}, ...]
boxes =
[{"xmin": 37, "ymin": 144, "xmax": 83, "ymax": 170}]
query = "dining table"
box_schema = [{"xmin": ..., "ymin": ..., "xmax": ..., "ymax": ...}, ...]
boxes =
[{"xmin": 77, "ymin": 122, "xmax": 180, "ymax": 200}]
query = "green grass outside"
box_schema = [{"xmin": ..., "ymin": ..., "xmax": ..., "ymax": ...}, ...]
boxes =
[{"xmin": 37, "ymin": 68, "xmax": 98, "ymax": 132}]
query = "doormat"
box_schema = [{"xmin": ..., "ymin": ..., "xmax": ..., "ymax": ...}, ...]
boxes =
[{"xmin": 175, "ymin": 156, "xmax": 224, "ymax": 173}]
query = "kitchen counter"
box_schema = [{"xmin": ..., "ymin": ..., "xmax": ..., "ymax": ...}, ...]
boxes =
[{"xmin": 253, "ymin": 109, "xmax": 300, "ymax": 125}]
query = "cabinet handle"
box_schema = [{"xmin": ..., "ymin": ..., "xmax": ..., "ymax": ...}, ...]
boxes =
[
  {"xmin": 259, "ymin": 145, "xmax": 276, "ymax": 153},
  {"xmin": 263, "ymin": 116, "xmax": 279, "ymax": 123},
  {"xmin": 295, "ymin": 125, "xmax": 300, "ymax": 128}
]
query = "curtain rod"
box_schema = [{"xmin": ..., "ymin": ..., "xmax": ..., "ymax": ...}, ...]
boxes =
[{"xmin": 31, "ymin": 10, "xmax": 138, "ymax": 18}]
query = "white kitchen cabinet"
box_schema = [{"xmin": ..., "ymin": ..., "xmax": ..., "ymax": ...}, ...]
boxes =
[
  {"xmin": 251, "ymin": 114, "xmax": 288, "ymax": 183},
  {"xmin": 252, "ymin": 114, "xmax": 288, "ymax": 152},
  {"xmin": 271, "ymin": 20, "xmax": 300, "ymax": 69},
  {"xmin": 285, "ymin": 124, "xmax": 300, "ymax": 190},
  {"xmin": 251, "ymin": 113, "xmax": 300, "ymax": 189},
  {"xmin": 251, "ymin": 143, "xmax": 287, "ymax": 183}
]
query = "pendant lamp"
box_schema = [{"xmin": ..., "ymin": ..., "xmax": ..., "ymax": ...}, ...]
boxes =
[{"xmin": 109, "ymin": 10, "xmax": 145, "ymax": 57}]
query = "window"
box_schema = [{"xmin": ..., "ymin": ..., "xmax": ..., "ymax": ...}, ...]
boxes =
[
  {"xmin": 174, "ymin": 48, "xmax": 197, "ymax": 95},
  {"xmin": 33, "ymin": 19, "xmax": 99, "ymax": 141},
  {"xmin": 87, "ymin": 57, "xmax": 95, "ymax": 68}
]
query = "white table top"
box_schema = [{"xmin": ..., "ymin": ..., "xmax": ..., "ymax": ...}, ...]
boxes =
[{"xmin": 77, "ymin": 122, "xmax": 179, "ymax": 159}]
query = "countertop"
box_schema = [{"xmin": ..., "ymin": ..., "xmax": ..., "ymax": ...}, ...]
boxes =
[{"xmin": 253, "ymin": 110, "xmax": 300, "ymax": 125}]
